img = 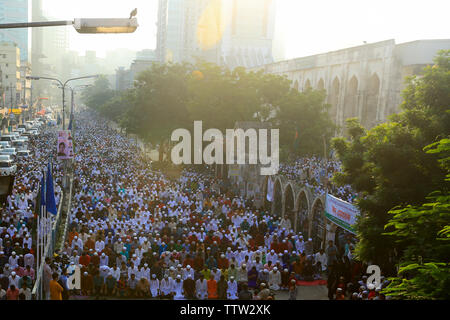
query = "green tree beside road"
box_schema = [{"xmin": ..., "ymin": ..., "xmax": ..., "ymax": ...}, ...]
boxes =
[{"xmin": 332, "ymin": 50, "xmax": 450, "ymax": 273}]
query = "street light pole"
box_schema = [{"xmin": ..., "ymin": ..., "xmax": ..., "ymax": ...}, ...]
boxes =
[{"xmin": 27, "ymin": 75, "xmax": 98, "ymax": 130}]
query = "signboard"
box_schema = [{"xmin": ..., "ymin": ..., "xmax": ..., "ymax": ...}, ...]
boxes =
[
  {"xmin": 57, "ymin": 130, "xmax": 74, "ymax": 160},
  {"xmin": 324, "ymin": 194, "xmax": 360, "ymax": 234}
]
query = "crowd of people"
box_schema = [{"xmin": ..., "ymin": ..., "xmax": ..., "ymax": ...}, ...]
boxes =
[
  {"xmin": 0, "ymin": 122, "xmax": 63, "ymax": 300},
  {"xmin": 279, "ymin": 157, "xmax": 356, "ymax": 204},
  {"xmin": 0, "ymin": 109, "xmax": 390, "ymax": 301},
  {"xmin": 35, "ymin": 110, "xmax": 388, "ymax": 301}
]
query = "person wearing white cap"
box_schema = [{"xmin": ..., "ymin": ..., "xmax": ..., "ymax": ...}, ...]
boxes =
[
  {"xmin": 269, "ymin": 267, "xmax": 281, "ymax": 291},
  {"xmin": 172, "ymin": 275, "xmax": 185, "ymax": 300},
  {"xmin": 295, "ymin": 235, "xmax": 305, "ymax": 254},
  {"xmin": 226, "ymin": 276, "xmax": 238, "ymax": 300},
  {"xmin": 182, "ymin": 265, "xmax": 195, "ymax": 280},
  {"xmin": 99, "ymin": 252, "xmax": 109, "ymax": 267},
  {"xmin": 140, "ymin": 263, "xmax": 151, "ymax": 281},
  {"xmin": 160, "ymin": 274, "xmax": 173, "ymax": 299},
  {"xmin": 72, "ymin": 236, "xmax": 83, "ymax": 250},
  {"xmin": 266, "ymin": 249, "xmax": 278, "ymax": 265},
  {"xmin": 237, "ymin": 264, "xmax": 248, "ymax": 283},
  {"xmin": 9, "ymin": 271, "xmax": 20, "ymax": 288},
  {"xmin": 149, "ymin": 274, "xmax": 160, "ymax": 298},
  {"xmin": 8, "ymin": 252, "xmax": 19, "ymax": 269}
]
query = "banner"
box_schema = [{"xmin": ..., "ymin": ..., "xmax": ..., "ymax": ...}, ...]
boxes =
[
  {"xmin": 57, "ymin": 130, "xmax": 74, "ymax": 160},
  {"xmin": 325, "ymin": 194, "xmax": 360, "ymax": 234}
]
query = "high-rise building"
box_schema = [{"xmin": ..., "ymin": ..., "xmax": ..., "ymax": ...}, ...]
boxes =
[
  {"xmin": 156, "ymin": 0, "xmax": 277, "ymax": 68},
  {"xmin": 0, "ymin": 0, "xmax": 29, "ymax": 62},
  {"xmin": 220, "ymin": 0, "xmax": 276, "ymax": 68},
  {"xmin": 0, "ymin": 42, "xmax": 21, "ymax": 109}
]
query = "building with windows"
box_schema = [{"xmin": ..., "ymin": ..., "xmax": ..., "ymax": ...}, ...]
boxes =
[
  {"xmin": 156, "ymin": 0, "xmax": 277, "ymax": 68},
  {"xmin": 0, "ymin": 0, "xmax": 29, "ymax": 62},
  {"xmin": 0, "ymin": 42, "xmax": 21, "ymax": 109},
  {"xmin": 252, "ymin": 39, "xmax": 450, "ymax": 129}
]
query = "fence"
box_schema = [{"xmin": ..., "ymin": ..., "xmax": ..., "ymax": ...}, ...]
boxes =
[{"xmin": 31, "ymin": 189, "xmax": 64, "ymax": 300}]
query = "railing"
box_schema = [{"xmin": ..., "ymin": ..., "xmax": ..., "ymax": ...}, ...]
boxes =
[
  {"xmin": 31, "ymin": 190, "xmax": 64, "ymax": 300},
  {"xmin": 58, "ymin": 175, "xmax": 73, "ymax": 251}
]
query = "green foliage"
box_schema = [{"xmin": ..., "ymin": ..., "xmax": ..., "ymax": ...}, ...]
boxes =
[
  {"xmin": 331, "ymin": 50, "xmax": 450, "ymax": 268},
  {"xmin": 82, "ymin": 61, "xmax": 334, "ymax": 158},
  {"xmin": 81, "ymin": 76, "xmax": 115, "ymax": 111},
  {"xmin": 381, "ymin": 138, "xmax": 450, "ymax": 300}
]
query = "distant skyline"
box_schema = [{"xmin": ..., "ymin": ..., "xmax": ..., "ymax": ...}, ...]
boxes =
[{"xmin": 39, "ymin": 0, "xmax": 450, "ymax": 60}]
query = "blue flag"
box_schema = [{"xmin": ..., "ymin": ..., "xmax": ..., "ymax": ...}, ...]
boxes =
[
  {"xmin": 68, "ymin": 117, "xmax": 72, "ymax": 131},
  {"xmin": 46, "ymin": 162, "xmax": 57, "ymax": 215}
]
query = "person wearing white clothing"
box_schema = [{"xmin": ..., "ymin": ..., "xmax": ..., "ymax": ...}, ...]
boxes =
[
  {"xmin": 140, "ymin": 264, "xmax": 151, "ymax": 281},
  {"xmin": 315, "ymin": 249, "xmax": 328, "ymax": 272},
  {"xmin": 182, "ymin": 265, "xmax": 195, "ymax": 280},
  {"xmin": 149, "ymin": 274, "xmax": 160, "ymax": 298},
  {"xmin": 172, "ymin": 275, "xmax": 185, "ymax": 300},
  {"xmin": 195, "ymin": 275, "xmax": 208, "ymax": 300},
  {"xmin": 160, "ymin": 275, "xmax": 174, "ymax": 298},
  {"xmin": 269, "ymin": 267, "xmax": 281, "ymax": 291},
  {"xmin": 227, "ymin": 277, "xmax": 238, "ymax": 300}
]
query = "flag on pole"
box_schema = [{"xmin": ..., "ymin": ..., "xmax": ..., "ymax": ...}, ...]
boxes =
[
  {"xmin": 68, "ymin": 116, "xmax": 72, "ymax": 131},
  {"xmin": 45, "ymin": 162, "xmax": 57, "ymax": 215},
  {"xmin": 293, "ymin": 127, "xmax": 300, "ymax": 151}
]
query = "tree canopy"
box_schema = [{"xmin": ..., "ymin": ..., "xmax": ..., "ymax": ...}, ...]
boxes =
[
  {"xmin": 82, "ymin": 61, "xmax": 334, "ymax": 160},
  {"xmin": 331, "ymin": 50, "xmax": 450, "ymax": 270}
]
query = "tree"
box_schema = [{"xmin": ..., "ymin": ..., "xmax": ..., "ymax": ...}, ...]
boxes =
[
  {"xmin": 81, "ymin": 76, "xmax": 115, "ymax": 111},
  {"xmin": 382, "ymin": 138, "xmax": 450, "ymax": 300},
  {"xmin": 274, "ymin": 87, "xmax": 334, "ymax": 159},
  {"xmin": 331, "ymin": 50, "xmax": 450, "ymax": 269}
]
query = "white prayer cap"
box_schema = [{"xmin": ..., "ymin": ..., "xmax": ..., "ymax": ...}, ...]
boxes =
[
  {"xmin": 152, "ymin": 274, "xmax": 156, "ymax": 278},
  {"xmin": 102, "ymin": 253, "xmax": 105, "ymax": 256},
  {"xmin": 84, "ymin": 272, "xmax": 88, "ymax": 275},
  {"xmin": 187, "ymin": 265, "xmax": 191, "ymax": 269},
  {"xmin": 11, "ymin": 271, "xmax": 16, "ymax": 276},
  {"xmin": 12, "ymin": 251, "xmax": 16, "ymax": 255},
  {"xmin": 273, "ymin": 267, "xmax": 278, "ymax": 271},
  {"xmin": 308, "ymin": 238, "xmax": 312, "ymax": 241}
]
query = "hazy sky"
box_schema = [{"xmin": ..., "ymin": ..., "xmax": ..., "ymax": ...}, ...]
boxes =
[{"xmin": 41, "ymin": 0, "xmax": 450, "ymax": 60}]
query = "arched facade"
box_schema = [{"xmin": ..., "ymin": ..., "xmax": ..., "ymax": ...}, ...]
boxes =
[
  {"xmin": 363, "ymin": 73, "xmax": 380, "ymax": 128},
  {"xmin": 311, "ymin": 198, "xmax": 326, "ymax": 251},
  {"xmin": 329, "ymin": 77, "xmax": 340, "ymax": 124},
  {"xmin": 283, "ymin": 183, "xmax": 296, "ymax": 228},
  {"xmin": 272, "ymin": 177, "xmax": 283, "ymax": 216},
  {"xmin": 295, "ymin": 190, "xmax": 309, "ymax": 236},
  {"xmin": 344, "ymin": 75, "xmax": 359, "ymax": 121}
]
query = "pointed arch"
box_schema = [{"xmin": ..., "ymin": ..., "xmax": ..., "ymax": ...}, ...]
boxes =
[
  {"xmin": 363, "ymin": 73, "xmax": 380, "ymax": 129},
  {"xmin": 344, "ymin": 75, "xmax": 359, "ymax": 121}
]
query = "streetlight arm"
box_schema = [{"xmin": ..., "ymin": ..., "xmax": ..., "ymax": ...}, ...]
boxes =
[
  {"xmin": 0, "ymin": 21, "xmax": 73, "ymax": 29},
  {"xmin": 64, "ymin": 75, "xmax": 99, "ymax": 87}
]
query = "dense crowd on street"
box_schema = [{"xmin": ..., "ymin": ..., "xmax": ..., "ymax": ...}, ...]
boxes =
[
  {"xmin": 33, "ymin": 110, "xmax": 388, "ymax": 301},
  {"xmin": 279, "ymin": 157, "xmax": 356, "ymax": 204},
  {"xmin": 0, "ymin": 123, "xmax": 63, "ymax": 300}
]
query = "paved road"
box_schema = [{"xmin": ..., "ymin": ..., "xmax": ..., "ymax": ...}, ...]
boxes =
[
  {"xmin": 277, "ymin": 285, "xmax": 328, "ymax": 300},
  {"xmin": 69, "ymin": 285, "xmax": 328, "ymax": 301}
]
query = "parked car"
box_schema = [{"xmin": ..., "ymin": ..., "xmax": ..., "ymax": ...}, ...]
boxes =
[
  {"xmin": 12, "ymin": 140, "xmax": 27, "ymax": 151},
  {"xmin": 0, "ymin": 148, "xmax": 17, "ymax": 160},
  {"xmin": 13, "ymin": 128, "xmax": 26, "ymax": 134},
  {"xmin": 17, "ymin": 150, "xmax": 31, "ymax": 158},
  {"xmin": 0, "ymin": 135, "xmax": 18, "ymax": 143},
  {"xmin": 0, "ymin": 155, "xmax": 12, "ymax": 161},
  {"xmin": 0, "ymin": 159, "xmax": 17, "ymax": 176},
  {"xmin": 0, "ymin": 141, "xmax": 11, "ymax": 149}
]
